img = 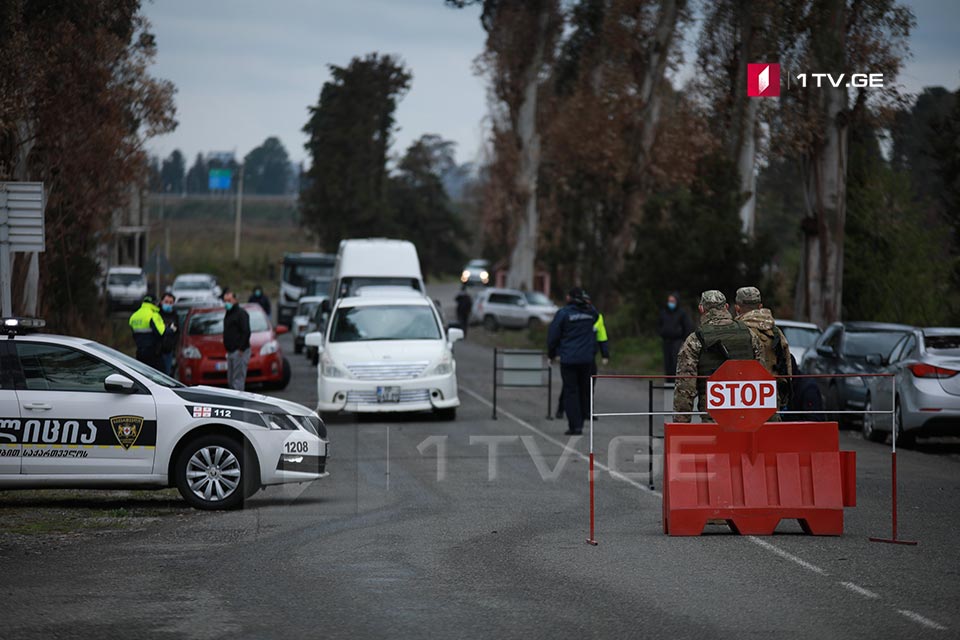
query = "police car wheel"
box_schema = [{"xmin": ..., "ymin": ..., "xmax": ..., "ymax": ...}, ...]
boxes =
[{"xmin": 175, "ymin": 435, "xmax": 249, "ymax": 510}]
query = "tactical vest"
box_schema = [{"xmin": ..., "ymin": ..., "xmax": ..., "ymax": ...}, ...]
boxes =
[{"xmin": 695, "ymin": 321, "xmax": 754, "ymax": 398}]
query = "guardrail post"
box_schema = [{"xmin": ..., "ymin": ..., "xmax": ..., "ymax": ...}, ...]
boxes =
[
  {"xmin": 546, "ymin": 363, "xmax": 553, "ymax": 420},
  {"xmin": 648, "ymin": 379, "xmax": 655, "ymax": 490},
  {"xmin": 492, "ymin": 347, "xmax": 498, "ymax": 420}
]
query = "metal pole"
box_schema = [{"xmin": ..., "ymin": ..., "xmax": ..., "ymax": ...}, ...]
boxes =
[
  {"xmin": 492, "ymin": 347, "xmax": 498, "ymax": 420},
  {"xmin": 233, "ymin": 164, "xmax": 244, "ymax": 263},
  {"xmin": 154, "ymin": 251, "xmax": 160, "ymax": 298},
  {"xmin": 0, "ymin": 240, "xmax": 11, "ymax": 317},
  {"xmin": 546, "ymin": 362, "xmax": 552, "ymax": 420},
  {"xmin": 648, "ymin": 379, "xmax": 654, "ymax": 490}
]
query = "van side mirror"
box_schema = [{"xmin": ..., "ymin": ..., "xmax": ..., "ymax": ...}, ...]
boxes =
[
  {"xmin": 104, "ymin": 373, "xmax": 136, "ymax": 393},
  {"xmin": 305, "ymin": 332, "xmax": 324, "ymax": 349},
  {"xmin": 447, "ymin": 328, "xmax": 464, "ymax": 344}
]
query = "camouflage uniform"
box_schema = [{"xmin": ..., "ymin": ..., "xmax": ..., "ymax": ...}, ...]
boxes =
[
  {"xmin": 735, "ymin": 287, "xmax": 793, "ymax": 409},
  {"xmin": 673, "ymin": 290, "xmax": 762, "ymax": 423}
]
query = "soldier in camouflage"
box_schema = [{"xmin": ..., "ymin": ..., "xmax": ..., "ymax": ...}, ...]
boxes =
[
  {"xmin": 672, "ymin": 290, "xmax": 762, "ymax": 423},
  {"xmin": 734, "ymin": 286, "xmax": 793, "ymax": 409}
]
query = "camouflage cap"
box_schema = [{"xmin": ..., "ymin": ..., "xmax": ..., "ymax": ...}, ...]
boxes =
[
  {"xmin": 736, "ymin": 286, "xmax": 762, "ymax": 305},
  {"xmin": 699, "ymin": 289, "xmax": 727, "ymax": 310}
]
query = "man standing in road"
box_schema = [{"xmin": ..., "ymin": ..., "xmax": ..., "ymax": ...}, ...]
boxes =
[
  {"xmin": 129, "ymin": 294, "xmax": 166, "ymax": 371},
  {"xmin": 658, "ymin": 292, "xmax": 693, "ymax": 378},
  {"xmin": 249, "ymin": 285, "xmax": 271, "ymax": 319},
  {"xmin": 455, "ymin": 285, "xmax": 472, "ymax": 337},
  {"xmin": 159, "ymin": 292, "xmax": 179, "ymax": 376},
  {"xmin": 734, "ymin": 286, "xmax": 793, "ymax": 409},
  {"xmin": 673, "ymin": 290, "xmax": 761, "ymax": 422},
  {"xmin": 223, "ymin": 289, "xmax": 251, "ymax": 391},
  {"xmin": 548, "ymin": 287, "xmax": 604, "ymax": 435}
]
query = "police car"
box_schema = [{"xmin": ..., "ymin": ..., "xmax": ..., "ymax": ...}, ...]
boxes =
[{"xmin": 0, "ymin": 318, "xmax": 327, "ymax": 510}]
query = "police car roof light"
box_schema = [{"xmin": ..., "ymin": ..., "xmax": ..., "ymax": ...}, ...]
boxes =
[{"xmin": 1, "ymin": 317, "xmax": 47, "ymax": 338}]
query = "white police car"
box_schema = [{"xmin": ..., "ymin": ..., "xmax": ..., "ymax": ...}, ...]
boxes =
[{"xmin": 0, "ymin": 318, "xmax": 327, "ymax": 510}]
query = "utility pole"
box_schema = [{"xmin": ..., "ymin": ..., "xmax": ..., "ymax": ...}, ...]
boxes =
[{"xmin": 233, "ymin": 164, "xmax": 244, "ymax": 263}]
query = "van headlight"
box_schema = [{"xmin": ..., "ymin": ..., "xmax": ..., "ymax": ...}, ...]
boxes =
[
  {"xmin": 428, "ymin": 356, "xmax": 454, "ymax": 376},
  {"xmin": 260, "ymin": 340, "xmax": 279, "ymax": 356},
  {"xmin": 181, "ymin": 345, "xmax": 202, "ymax": 360},
  {"xmin": 321, "ymin": 353, "xmax": 347, "ymax": 378}
]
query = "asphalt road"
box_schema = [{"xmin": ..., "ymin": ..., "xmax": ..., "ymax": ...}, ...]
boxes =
[{"xmin": 3, "ymin": 282, "xmax": 959, "ymax": 639}]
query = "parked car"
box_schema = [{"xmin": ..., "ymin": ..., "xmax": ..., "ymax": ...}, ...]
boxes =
[
  {"xmin": 178, "ymin": 304, "xmax": 291, "ymax": 390},
  {"xmin": 777, "ymin": 319, "xmax": 822, "ymax": 364},
  {"xmin": 470, "ymin": 287, "xmax": 558, "ymax": 330},
  {"xmin": 104, "ymin": 266, "xmax": 147, "ymax": 310},
  {"xmin": 170, "ymin": 273, "xmax": 222, "ymax": 305},
  {"xmin": 460, "ymin": 259, "xmax": 491, "ymax": 286},
  {"xmin": 292, "ymin": 295, "xmax": 327, "ymax": 354},
  {"xmin": 862, "ymin": 327, "xmax": 960, "ymax": 445},
  {"xmin": 801, "ymin": 321, "xmax": 913, "ymax": 426},
  {"xmin": 305, "ymin": 294, "xmax": 462, "ymax": 419},
  {"xmin": 305, "ymin": 302, "xmax": 329, "ymax": 365}
]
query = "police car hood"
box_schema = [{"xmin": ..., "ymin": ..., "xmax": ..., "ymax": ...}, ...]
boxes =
[
  {"xmin": 178, "ymin": 385, "xmax": 315, "ymax": 418},
  {"xmin": 739, "ymin": 308, "xmax": 776, "ymax": 332}
]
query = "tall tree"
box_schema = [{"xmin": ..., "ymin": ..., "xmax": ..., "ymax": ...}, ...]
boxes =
[
  {"xmin": 161, "ymin": 148, "xmax": 185, "ymax": 193},
  {"xmin": 243, "ymin": 136, "xmax": 292, "ymax": 195},
  {"xmin": 301, "ymin": 53, "xmax": 411, "ymax": 250},
  {"xmin": 0, "ymin": 0, "xmax": 176, "ymax": 324},
  {"xmin": 185, "ymin": 152, "xmax": 208, "ymax": 194}
]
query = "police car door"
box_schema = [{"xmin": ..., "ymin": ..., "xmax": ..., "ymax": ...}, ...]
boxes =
[
  {"xmin": 13, "ymin": 341, "xmax": 158, "ymax": 476},
  {"xmin": 0, "ymin": 343, "xmax": 21, "ymax": 474}
]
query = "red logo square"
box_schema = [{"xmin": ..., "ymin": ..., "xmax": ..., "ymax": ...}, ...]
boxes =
[{"xmin": 747, "ymin": 63, "xmax": 780, "ymax": 97}]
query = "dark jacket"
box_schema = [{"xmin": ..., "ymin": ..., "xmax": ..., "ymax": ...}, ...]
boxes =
[
  {"xmin": 547, "ymin": 301, "xmax": 599, "ymax": 365},
  {"xmin": 789, "ymin": 355, "xmax": 825, "ymax": 420},
  {"xmin": 658, "ymin": 306, "xmax": 693, "ymax": 341},
  {"xmin": 223, "ymin": 305, "xmax": 251, "ymax": 353},
  {"xmin": 455, "ymin": 292, "xmax": 472, "ymax": 318},
  {"xmin": 160, "ymin": 308, "xmax": 180, "ymax": 354},
  {"xmin": 249, "ymin": 292, "xmax": 271, "ymax": 317}
]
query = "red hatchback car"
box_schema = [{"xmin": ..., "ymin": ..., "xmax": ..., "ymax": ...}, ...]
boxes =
[{"xmin": 178, "ymin": 303, "xmax": 291, "ymax": 390}]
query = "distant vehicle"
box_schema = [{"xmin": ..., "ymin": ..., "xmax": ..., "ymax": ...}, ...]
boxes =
[
  {"xmin": 863, "ymin": 328, "xmax": 960, "ymax": 445},
  {"xmin": 777, "ymin": 319, "xmax": 822, "ymax": 364},
  {"xmin": 802, "ymin": 321, "xmax": 913, "ymax": 426},
  {"xmin": 292, "ymin": 295, "xmax": 327, "ymax": 355},
  {"xmin": 0, "ymin": 317, "xmax": 326, "ymax": 510},
  {"xmin": 305, "ymin": 302, "xmax": 328, "ymax": 365},
  {"xmin": 304, "ymin": 277, "xmax": 332, "ymax": 298},
  {"xmin": 179, "ymin": 303, "xmax": 291, "ymax": 390},
  {"xmin": 279, "ymin": 253, "xmax": 336, "ymax": 328},
  {"xmin": 470, "ymin": 287, "xmax": 558, "ymax": 331},
  {"xmin": 170, "ymin": 273, "xmax": 222, "ymax": 304},
  {"xmin": 104, "ymin": 266, "xmax": 147, "ymax": 310},
  {"xmin": 461, "ymin": 259, "xmax": 490, "ymax": 286},
  {"xmin": 305, "ymin": 294, "xmax": 462, "ymax": 419},
  {"xmin": 329, "ymin": 239, "xmax": 425, "ymax": 305}
]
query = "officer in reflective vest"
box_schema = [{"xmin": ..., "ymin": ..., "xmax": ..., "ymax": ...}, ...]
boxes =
[
  {"xmin": 129, "ymin": 294, "xmax": 166, "ymax": 371},
  {"xmin": 672, "ymin": 290, "xmax": 761, "ymax": 422}
]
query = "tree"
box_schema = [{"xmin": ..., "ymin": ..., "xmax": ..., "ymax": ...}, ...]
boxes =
[
  {"xmin": 185, "ymin": 152, "xmax": 208, "ymax": 194},
  {"xmin": 301, "ymin": 53, "xmax": 412, "ymax": 249},
  {"xmin": 0, "ymin": 0, "xmax": 176, "ymax": 325},
  {"xmin": 244, "ymin": 136, "xmax": 292, "ymax": 195},
  {"xmin": 161, "ymin": 148, "xmax": 185, "ymax": 193}
]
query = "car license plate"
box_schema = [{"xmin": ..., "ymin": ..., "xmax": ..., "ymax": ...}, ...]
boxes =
[
  {"xmin": 377, "ymin": 386, "xmax": 401, "ymax": 403},
  {"xmin": 215, "ymin": 362, "xmax": 228, "ymax": 371}
]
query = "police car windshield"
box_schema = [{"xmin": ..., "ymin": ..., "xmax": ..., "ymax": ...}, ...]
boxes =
[{"xmin": 86, "ymin": 342, "xmax": 184, "ymax": 388}]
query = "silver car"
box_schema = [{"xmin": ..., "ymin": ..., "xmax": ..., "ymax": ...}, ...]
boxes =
[
  {"xmin": 863, "ymin": 328, "xmax": 960, "ymax": 445},
  {"xmin": 292, "ymin": 295, "xmax": 327, "ymax": 354},
  {"xmin": 470, "ymin": 288, "xmax": 558, "ymax": 330},
  {"xmin": 777, "ymin": 319, "xmax": 822, "ymax": 364}
]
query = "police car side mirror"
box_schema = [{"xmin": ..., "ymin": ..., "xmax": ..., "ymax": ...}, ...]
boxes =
[
  {"xmin": 305, "ymin": 331, "xmax": 324, "ymax": 349},
  {"xmin": 104, "ymin": 373, "xmax": 136, "ymax": 393}
]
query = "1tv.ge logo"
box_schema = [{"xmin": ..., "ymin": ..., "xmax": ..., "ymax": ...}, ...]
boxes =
[{"xmin": 747, "ymin": 63, "xmax": 780, "ymax": 97}]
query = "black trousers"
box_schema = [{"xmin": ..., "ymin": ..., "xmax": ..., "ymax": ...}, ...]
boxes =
[
  {"xmin": 457, "ymin": 311, "xmax": 470, "ymax": 337},
  {"xmin": 561, "ymin": 363, "xmax": 592, "ymax": 433},
  {"xmin": 557, "ymin": 360, "xmax": 597, "ymax": 417},
  {"xmin": 662, "ymin": 338, "xmax": 683, "ymax": 376}
]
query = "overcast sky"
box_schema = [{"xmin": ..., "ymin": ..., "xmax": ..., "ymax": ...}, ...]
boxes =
[{"xmin": 144, "ymin": 0, "xmax": 960, "ymax": 168}]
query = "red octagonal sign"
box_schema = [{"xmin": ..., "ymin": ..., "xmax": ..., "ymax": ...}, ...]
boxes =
[{"xmin": 706, "ymin": 360, "xmax": 777, "ymax": 431}]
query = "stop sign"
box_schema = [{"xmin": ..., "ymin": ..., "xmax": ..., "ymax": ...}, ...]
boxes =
[{"xmin": 705, "ymin": 360, "xmax": 777, "ymax": 431}]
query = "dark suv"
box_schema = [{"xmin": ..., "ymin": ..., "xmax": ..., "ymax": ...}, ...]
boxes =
[{"xmin": 801, "ymin": 321, "xmax": 913, "ymax": 425}]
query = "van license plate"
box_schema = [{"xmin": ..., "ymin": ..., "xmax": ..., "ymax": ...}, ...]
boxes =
[{"xmin": 377, "ymin": 386, "xmax": 401, "ymax": 403}]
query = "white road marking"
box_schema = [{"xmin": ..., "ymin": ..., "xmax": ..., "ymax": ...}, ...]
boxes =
[
  {"xmin": 839, "ymin": 581, "xmax": 880, "ymax": 599},
  {"xmin": 898, "ymin": 610, "xmax": 948, "ymax": 631},
  {"xmin": 461, "ymin": 384, "xmax": 950, "ymax": 632}
]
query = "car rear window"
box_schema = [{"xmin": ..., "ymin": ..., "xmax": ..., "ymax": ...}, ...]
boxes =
[
  {"xmin": 107, "ymin": 273, "xmax": 144, "ymax": 285},
  {"xmin": 189, "ymin": 309, "xmax": 269, "ymax": 335},
  {"xmin": 488, "ymin": 293, "xmax": 522, "ymax": 305},
  {"xmin": 924, "ymin": 335, "xmax": 960, "ymax": 354},
  {"xmin": 782, "ymin": 327, "xmax": 820, "ymax": 349},
  {"xmin": 843, "ymin": 331, "xmax": 908, "ymax": 358}
]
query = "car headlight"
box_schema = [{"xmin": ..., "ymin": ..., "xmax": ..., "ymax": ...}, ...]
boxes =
[
  {"xmin": 181, "ymin": 345, "xmax": 202, "ymax": 360},
  {"xmin": 480, "ymin": 270, "xmax": 489, "ymax": 282},
  {"xmin": 461, "ymin": 270, "xmax": 470, "ymax": 282},
  {"xmin": 321, "ymin": 353, "xmax": 348, "ymax": 378},
  {"xmin": 260, "ymin": 340, "xmax": 279, "ymax": 356},
  {"xmin": 427, "ymin": 356, "xmax": 454, "ymax": 376},
  {"xmin": 261, "ymin": 413, "xmax": 299, "ymax": 431}
]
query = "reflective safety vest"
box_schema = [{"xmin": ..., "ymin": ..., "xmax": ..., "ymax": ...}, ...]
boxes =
[
  {"xmin": 129, "ymin": 302, "xmax": 165, "ymax": 335},
  {"xmin": 594, "ymin": 314, "xmax": 607, "ymax": 342}
]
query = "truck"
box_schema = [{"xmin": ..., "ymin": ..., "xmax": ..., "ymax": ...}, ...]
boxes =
[{"xmin": 278, "ymin": 252, "xmax": 336, "ymax": 327}]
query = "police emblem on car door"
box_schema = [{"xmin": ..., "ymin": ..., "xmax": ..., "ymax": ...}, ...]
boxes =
[{"xmin": 110, "ymin": 415, "xmax": 144, "ymax": 450}]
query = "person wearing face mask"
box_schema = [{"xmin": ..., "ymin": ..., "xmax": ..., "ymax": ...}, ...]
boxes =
[
  {"xmin": 248, "ymin": 285, "xmax": 271, "ymax": 319},
  {"xmin": 159, "ymin": 292, "xmax": 179, "ymax": 376},
  {"xmin": 222, "ymin": 289, "xmax": 252, "ymax": 391},
  {"xmin": 657, "ymin": 292, "xmax": 693, "ymax": 378}
]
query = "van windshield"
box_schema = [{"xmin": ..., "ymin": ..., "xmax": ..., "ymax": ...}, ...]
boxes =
[
  {"xmin": 339, "ymin": 277, "xmax": 421, "ymax": 298},
  {"xmin": 330, "ymin": 305, "xmax": 440, "ymax": 342}
]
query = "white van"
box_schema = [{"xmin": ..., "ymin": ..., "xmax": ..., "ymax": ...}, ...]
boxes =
[{"xmin": 329, "ymin": 239, "xmax": 425, "ymax": 303}]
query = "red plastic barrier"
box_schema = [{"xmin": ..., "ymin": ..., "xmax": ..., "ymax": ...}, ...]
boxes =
[{"xmin": 662, "ymin": 421, "xmax": 856, "ymax": 536}]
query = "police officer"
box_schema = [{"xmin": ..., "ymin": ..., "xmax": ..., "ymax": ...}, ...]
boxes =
[
  {"xmin": 673, "ymin": 290, "xmax": 761, "ymax": 423},
  {"xmin": 556, "ymin": 294, "xmax": 609, "ymax": 420},
  {"xmin": 734, "ymin": 286, "xmax": 792, "ymax": 409},
  {"xmin": 548, "ymin": 287, "xmax": 607, "ymax": 435},
  {"xmin": 129, "ymin": 293, "xmax": 166, "ymax": 371}
]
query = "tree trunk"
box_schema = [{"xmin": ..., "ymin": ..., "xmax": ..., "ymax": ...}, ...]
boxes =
[
  {"xmin": 795, "ymin": 0, "xmax": 848, "ymax": 327},
  {"xmin": 736, "ymin": 98, "xmax": 758, "ymax": 236}
]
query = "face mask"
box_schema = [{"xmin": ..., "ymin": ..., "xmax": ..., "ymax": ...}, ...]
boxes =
[
  {"xmin": 162, "ymin": 304, "xmax": 173, "ymax": 313},
  {"xmin": 225, "ymin": 302, "xmax": 234, "ymax": 311},
  {"xmin": 667, "ymin": 302, "xmax": 677, "ymax": 311}
]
